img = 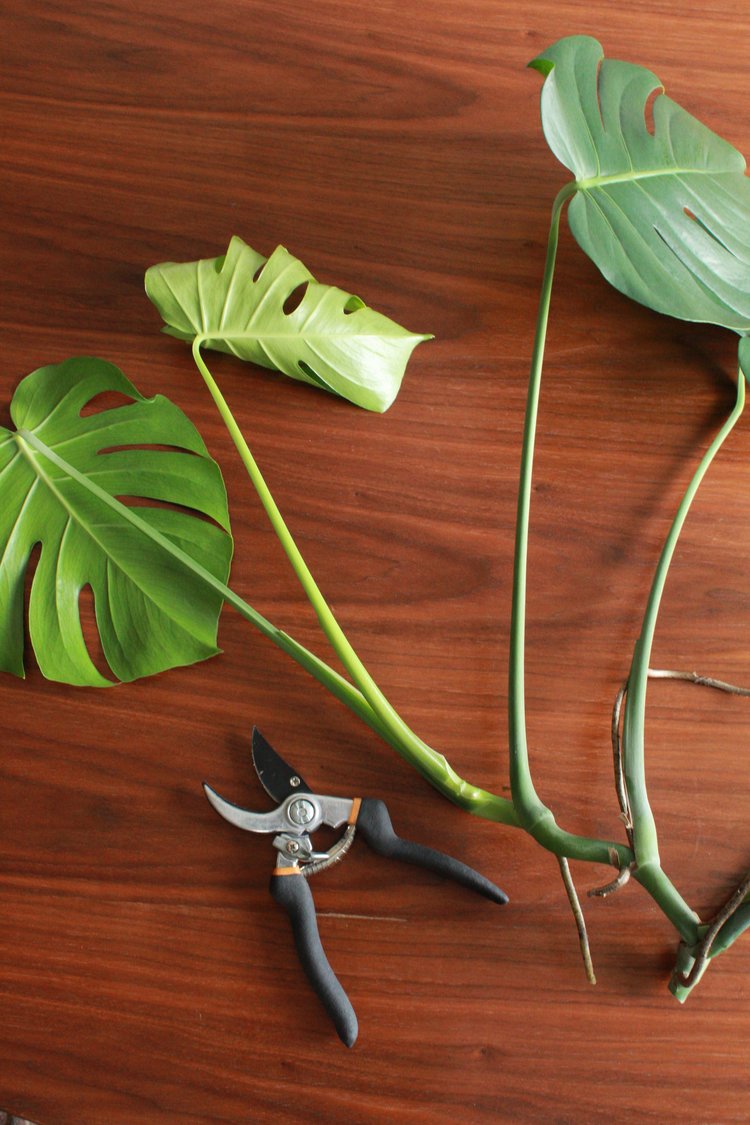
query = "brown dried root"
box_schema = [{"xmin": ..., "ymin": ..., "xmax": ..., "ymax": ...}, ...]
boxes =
[
  {"xmin": 558, "ymin": 855, "xmax": 596, "ymax": 985},
  {"xmin": 678, "ymin": 870, "xmax": 750, "ymax": 989},
  {"xmin": 590, "ymin": 666, "xmax": 750, "ymax": 900}
]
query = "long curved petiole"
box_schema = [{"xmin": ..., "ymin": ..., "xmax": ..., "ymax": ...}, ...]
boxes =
[
  {"xmin": 505, "ymin": 186, "xmax": 702, "ymax": 939},
  {"xmin": 617, "ymin": 368, "xmax": 746, "ymax": 956},
  {"xmin": 189, "ymin": 336, "xmax": 519, "ymax": 820}
]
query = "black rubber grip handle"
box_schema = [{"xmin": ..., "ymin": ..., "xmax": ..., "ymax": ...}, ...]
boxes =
[
  {"xmin": 356, "ymin": 798, "xmax": 508, "ymax": 905},
  {"xmin": 270, "ymin": 871, "xmax": 358, "ymax": 1048}
]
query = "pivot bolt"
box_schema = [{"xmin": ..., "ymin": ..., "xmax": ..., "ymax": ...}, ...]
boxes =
[{"xmin": 288, "ymin": 798, "xmax": 316, "ymax": 826}]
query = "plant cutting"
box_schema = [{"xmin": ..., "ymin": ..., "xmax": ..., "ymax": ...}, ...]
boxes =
[
  {"xmin": 524, "ymin": 35, "xmax": 750, "ymax": 997},
  {"xmin": 3, "ymin": 34, "xmax": 750, "ymax": 1002}
]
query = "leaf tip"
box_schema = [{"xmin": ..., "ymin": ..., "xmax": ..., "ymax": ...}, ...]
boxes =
[
  {"xmin": 2, "ymin": 664, "xmax": 27, "ymax": 682},
  {"xmin": 527, "ymin": 55, "xmax": 553, "ymax": 78},
  {"xmin": 528, "ymin": 34, "xmax": 604, "ymax": 79}
]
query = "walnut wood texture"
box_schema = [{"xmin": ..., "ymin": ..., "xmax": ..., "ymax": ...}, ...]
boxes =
[{"xmin": 2, "ymin": 2, "xmax": 750, "ymax": 1122}]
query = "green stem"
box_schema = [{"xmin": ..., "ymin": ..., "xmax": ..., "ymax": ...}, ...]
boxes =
[
  {"xmin": 632, "ymin": 864, "xmax": 698, "ymax": 941},
  {"xmin": 505, "ymin": 185, "xmax": 644, "ymax": 870},
  {"xmin": 508, "ymin": 184, "xmax": 573, "ymax": 828},
  {"xmin": 708, "ymin": 901, "xmax": 750, "ymax": 959},
  {"xmin": 190, "ymin": 338, "xmax": 518, "ymax": 821},
  {"xmin": 622, "ymin": 372, "xmax": 746, "ymax": 872},
  {"xmin": 503, "ymin": 184, "xmax": 705, "ymax": 942}
]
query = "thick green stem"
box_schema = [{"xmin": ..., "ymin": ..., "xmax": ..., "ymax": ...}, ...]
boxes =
[
  {"xmin": 671, "ymin": 872, "xmax": 750, "ymax": 1001},
  {"xmin": 502, "ymin": 186, "xmax": 705, "ymax": 943},
  {"xmin": 622, "ymin": 373, "xmax": 746, "ymax": 871},
  {"xmin": 632, "ymin": 864, "xmax": 699, "ymax": 942},
  {"xmin": 505, "ymin": 185, "xmax": 646, "ymax": 868},
  {"xmin": 508, "ymin": 184, "xmax": 572, "ymax": 827}
]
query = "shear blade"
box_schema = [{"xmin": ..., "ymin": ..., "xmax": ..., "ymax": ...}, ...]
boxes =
[
  {"xmin": 203, "ymin": 782, "xmax": 275, "ymax": 832},
  {"xmin": 203, "ymin": 787, "xmax": 256, "ymax": 832},
  {"xmin": 251, "ymin": 727, "xmax": 312, "ymax": 801}
]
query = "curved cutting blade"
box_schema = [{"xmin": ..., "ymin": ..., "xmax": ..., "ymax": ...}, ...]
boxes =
[
  {"xmin": 203, "ymin": 782, "xmax": 288, "ymax": 833},
  {"xmin": 251, "ymin": 727, "xmax": 312, "ymax": 801}
]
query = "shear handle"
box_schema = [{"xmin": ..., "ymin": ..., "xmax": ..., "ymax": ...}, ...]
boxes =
[
  {"xmin": 270, "ymin": 870, "xmax": 358, "ymax": 1048},
  {"xmin": 356, "ymin": 799, "xmax": 508, "ymax": 905}
]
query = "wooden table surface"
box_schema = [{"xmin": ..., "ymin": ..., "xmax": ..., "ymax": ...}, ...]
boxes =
[{"xmin": 2, "ymin": 2, "xmax": 750, "ymax": 1122}]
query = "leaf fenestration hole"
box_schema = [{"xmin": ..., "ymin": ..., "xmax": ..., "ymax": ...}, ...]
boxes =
[
  {"xmin": 97, "ymin": 442, "xmax": 199, "ymax": 456},
  {"xmin": 253, "ymin": 261, "xmax": 266, "ymax": 283},
  {"xmin": 23, "ymin": 542, "xmax": 41, "ymax": 668},
  {"xmin": 343, "ymin": 295, "xmax": 365, "ymax": 316},
  {"xmin": 80, "ymin": 391, "xmax": 136, "ymax": 417},
  {"xmin": 283, "ymin": 281, "xmax": 309, "ymax": 316},
  {"xmin": 78, "ymin": 582, "xmax": 112, "ymax": 680},
  {"xmin": 298, "ymin": 360, "xmax": 336, "ymax": 393},
  {"xmin": 683, "ymin": 206, "xmax": 735, "ymax": 255},
  {"xmin": 643, "ymin": 87, "xmax": 660, "ymax": 136},
  {"xmin": 594, "ymin": 58, "xmax": 605, "ymax": 127},
  {"xmin": 115, "ymin": 494, "xmax": 225, "ymax": 531}
]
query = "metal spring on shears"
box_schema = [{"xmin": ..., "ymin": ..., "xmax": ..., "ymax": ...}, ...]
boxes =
[{"xmin": 302, "ymin": 824, "xmax": 357, "ymax": 877}]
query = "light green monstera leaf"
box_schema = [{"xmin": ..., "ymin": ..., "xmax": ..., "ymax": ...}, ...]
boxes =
[
  {"xmin": 0, "ymin": 357, "xmax": 232, "ymax": 686},
  {"xmin": 531, "ymin": 35, "xmax": 750, "ymax": 333},
  {"xmin": 145, "ymin": 237, "xmax": 431, "ymax": 412}
]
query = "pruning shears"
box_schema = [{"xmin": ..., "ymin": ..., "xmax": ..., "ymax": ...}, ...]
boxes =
[{"xmin": 203, "ymin": 728, "xmax": 508, "ymax": 1046}]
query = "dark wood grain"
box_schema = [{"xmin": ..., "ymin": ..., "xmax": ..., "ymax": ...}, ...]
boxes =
[{"xmin": 2, "ymin": 2, "xmax": 750, "ymax": 1121}]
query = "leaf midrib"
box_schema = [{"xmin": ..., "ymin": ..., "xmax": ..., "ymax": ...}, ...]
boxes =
[
  {"xmin": 14, "ymin": 430, "xmax": 206, "ymax": 635},
  {"xmin": 576, "ymin": 166, "xmax": 735, "ymax": 191},
  {"xmin": 192, "ymin": 329, "xmax": 416, "ymax": 343},
  {"xmin": 13, "ymin": 427, "xmax": 279, "ymax": 650}
]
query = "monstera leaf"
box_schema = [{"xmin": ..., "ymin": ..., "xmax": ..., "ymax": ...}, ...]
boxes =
[
  {"xmin": 145, "ymin": 237, "xmax": 431, "ymax": 412},
  {"xmin": 531, "ymin": 35, "xmax": 750, "ymax": 333},
  {"xmin": 0, "ymin": 357, "xmax": 232, "ymax": 686}
]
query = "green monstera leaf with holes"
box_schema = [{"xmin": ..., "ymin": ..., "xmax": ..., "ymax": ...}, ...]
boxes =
[
  {"xmin": 531, "ymin": 35, "xmax": 750, "ymax": 333},
  {"xmin": 145, "ymin": 237, "xmax": 431, "ymax": 412},
  {"xmin": 0, "ymin": 356, "xmax": 232, "ymax": 686}
]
